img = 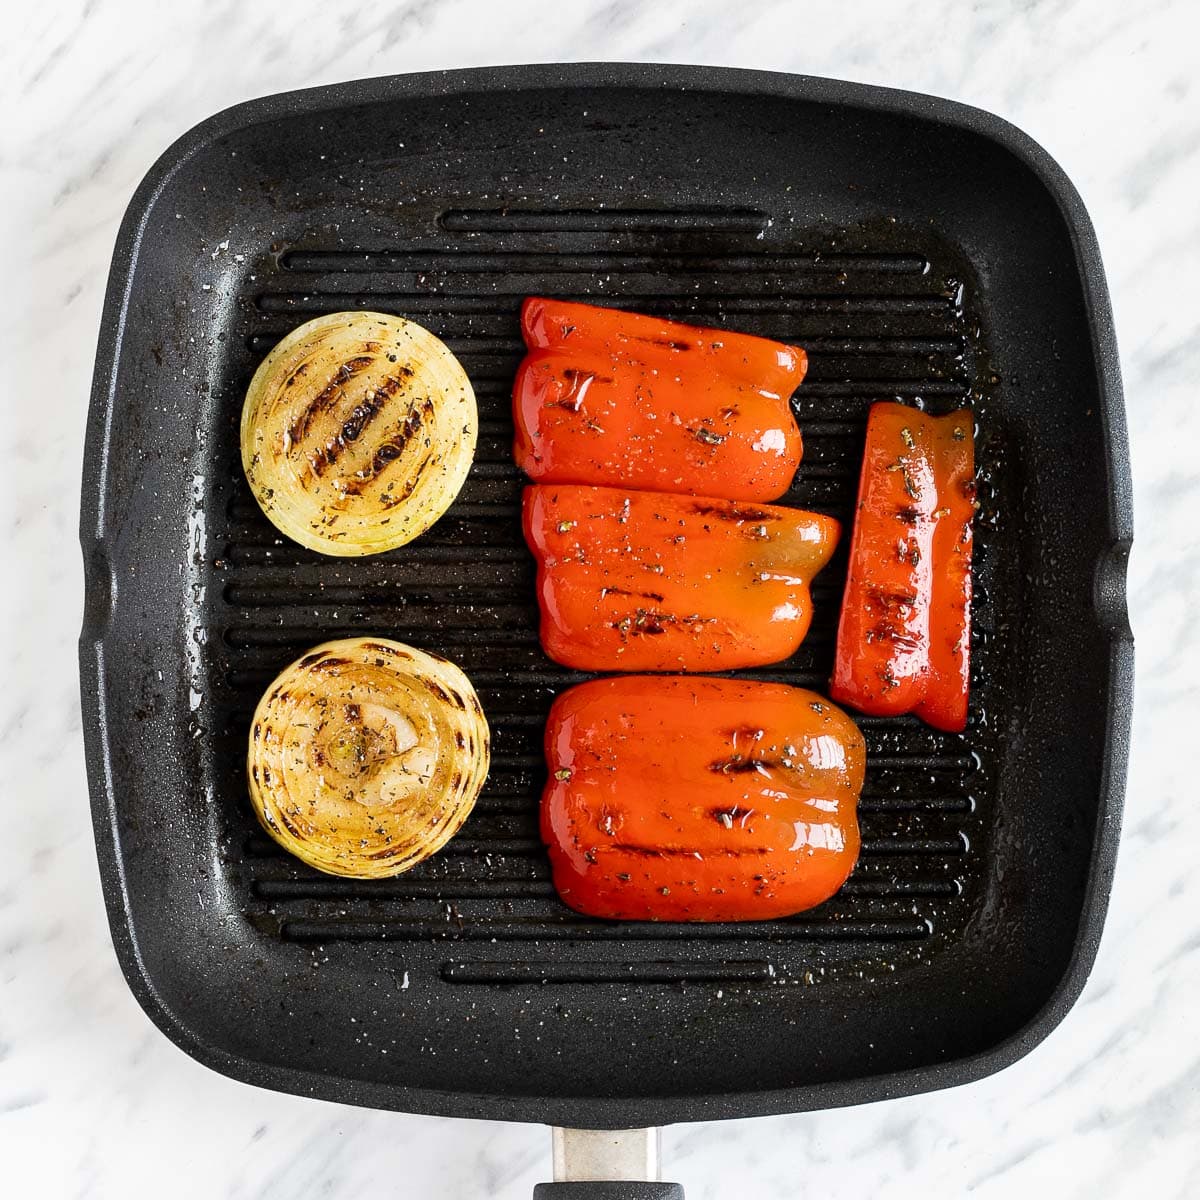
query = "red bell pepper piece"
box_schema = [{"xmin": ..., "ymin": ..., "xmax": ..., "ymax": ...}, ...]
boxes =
[
  {"xmin": 523, "ymin": 484, "xmax": 839, "ymax": 672},
  {"xmin": 513, "ymin": 297, "xmax": 806, "ymax": 501},
  {"xmin": 831, "ymin": 402, "xmax": 975, "ymax": 732},
  {"xmin": 542, "ymin": 676, "xmax": 865, "ymax": 921}
]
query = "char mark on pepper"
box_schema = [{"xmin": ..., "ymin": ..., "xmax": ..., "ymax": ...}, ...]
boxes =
[
  {"xmin": 608, "ymin": 843, "xmax": 767, "ymax": 858},
  {"xmin": 689, "ymin": 502, "xmax": 777, "ymax": 523},
  {"xmin": 600, "ymin": 586, "xmax": 667, "ymax": 603},
  {"xmin": 709, "ymin": 755, "xmax": 780, "ymax": 776}
]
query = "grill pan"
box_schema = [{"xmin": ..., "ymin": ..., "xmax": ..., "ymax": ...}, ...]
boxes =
[{"xmin": 80, "ymin": 63, "xmax": 1132, "ymax": 1182}]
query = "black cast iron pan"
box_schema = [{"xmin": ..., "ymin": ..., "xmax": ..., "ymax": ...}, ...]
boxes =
[{"xmin": 79, "ymin": 65, "xmax": 1132, "ymax": 1197}]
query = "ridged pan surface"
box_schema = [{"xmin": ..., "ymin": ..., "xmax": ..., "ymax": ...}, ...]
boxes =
[{"xmin": 80, "ymin": 65, "xmax": 1132, "ymax": 1127}]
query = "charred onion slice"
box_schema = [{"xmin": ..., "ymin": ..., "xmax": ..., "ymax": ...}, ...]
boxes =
[
  {"xmin": 247, "ymin": 638, "xmax": 490, "ymax": 878},
  {"xmin": 241, "ymin": 312, "xmax": 477, "ymax": 556}
]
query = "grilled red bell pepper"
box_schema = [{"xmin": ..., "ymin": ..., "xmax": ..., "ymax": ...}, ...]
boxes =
[
  {"xmin": 831, "ymin": 402, "xmax": 975, "ymax": 732},
  {"xmin": 542, "ymin": 676, "xmax": 865, "ymax": 921},
  {"xmin": 513, "ymin": 297, "xmax": 806, "ymax": 501},
  {"xmin": 523, "ymin": 484, "xmax": 839, "ymax": 672}
]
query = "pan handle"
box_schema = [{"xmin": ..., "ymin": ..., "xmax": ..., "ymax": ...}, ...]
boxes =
[
  {"xmin": 533, "ymin": 1128, "xmax": 684, "ymax": 1200},
  {"xmin": 532, "ymin": 1187, "xmax": 683, "ymax": 1200}
]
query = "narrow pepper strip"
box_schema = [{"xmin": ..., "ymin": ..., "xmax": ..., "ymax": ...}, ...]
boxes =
[
  {"xmin": 542, "ymin": 676, "xmax": 865, "ymax": 922},
  {"xmin": 831, "ymin": 402, "xmax": 975, "ymax": 732},
  {"xmin": 513, "ymin": 297, "xmax": 806, "ymax": 501},
  {"xmin": 523, "ymin": 484, "xmax": 839, "ymax": 672}
]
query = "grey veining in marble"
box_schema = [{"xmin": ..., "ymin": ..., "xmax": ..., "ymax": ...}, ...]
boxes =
[{"xmin": 2, "ymin": 0, "xmax": 1198, "ymax": 1196}]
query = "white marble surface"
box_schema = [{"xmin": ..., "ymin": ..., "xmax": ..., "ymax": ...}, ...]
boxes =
[{"xmin": 2, "ymin": 1, "xmax": 1198, "ymax": 1196}]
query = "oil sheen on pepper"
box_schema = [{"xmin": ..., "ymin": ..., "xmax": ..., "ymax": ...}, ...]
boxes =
[
  {"xmin": 513, "ymin": 297, "xmax": 807, "ymax": 501},
  {"xmin": 542, "ymin": 676, "xmax": 866, "ymax": 921},
  {"xmin": 831, "ymin": 402, "xmax": 975, "ymax": 732},
  {"xmin": 523, "ymin": 484, "xmax": 839, "ymax": 672}
]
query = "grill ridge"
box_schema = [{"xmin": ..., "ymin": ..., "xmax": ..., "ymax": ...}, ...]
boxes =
[{"xmin": 438, "ymin": 206, "xmax": 774, "ymax": 233}]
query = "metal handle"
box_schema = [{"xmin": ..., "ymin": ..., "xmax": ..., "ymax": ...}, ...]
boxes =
[
  {"xmin": 532, "ymin": 1186, "xmax": 684, "ymax": 1199},
  {"xmin": 533, "ymin": 1128, "xmax": 685, "ymax": 1200}
]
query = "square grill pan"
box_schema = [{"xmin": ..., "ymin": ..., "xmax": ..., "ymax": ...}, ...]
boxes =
[{"xmin": 80, "ymin": 65, "xmax": 1132, "ymax": 1128}]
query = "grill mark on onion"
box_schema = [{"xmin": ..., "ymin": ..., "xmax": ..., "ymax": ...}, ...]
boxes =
[
  {"xmin": 308, "ymin": 657, "xmax": 349, "ymax": 672},
  {"xmin": 304, "ymin": 374, "xmax": 406, "ymax": 479},
  {"xmin": 288, "ymin": 355, "xmax": 374, "ymax": 445},
  {"xmin": 341, "ymin": 399, "xmax": 437, "ymax": 496},
  {"xmin": 376, "ymin": 451, "xmax": 434, "ymax": 507},
  {"xmin": 368, "ymin": 844, "xmax": 417, "ymax": 862},
  {"xmin": 275, "ymin": 808, "xmax": 305, "ymax": 840}
]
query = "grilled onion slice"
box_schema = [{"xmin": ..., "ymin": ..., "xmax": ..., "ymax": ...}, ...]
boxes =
[
  {"xmin": 247, "ymin": 638, "xmax": 490, "ymax": 878},
  {"xmin": 241, "ymin": 312, "xmax": 477, "ymax": 556}
]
